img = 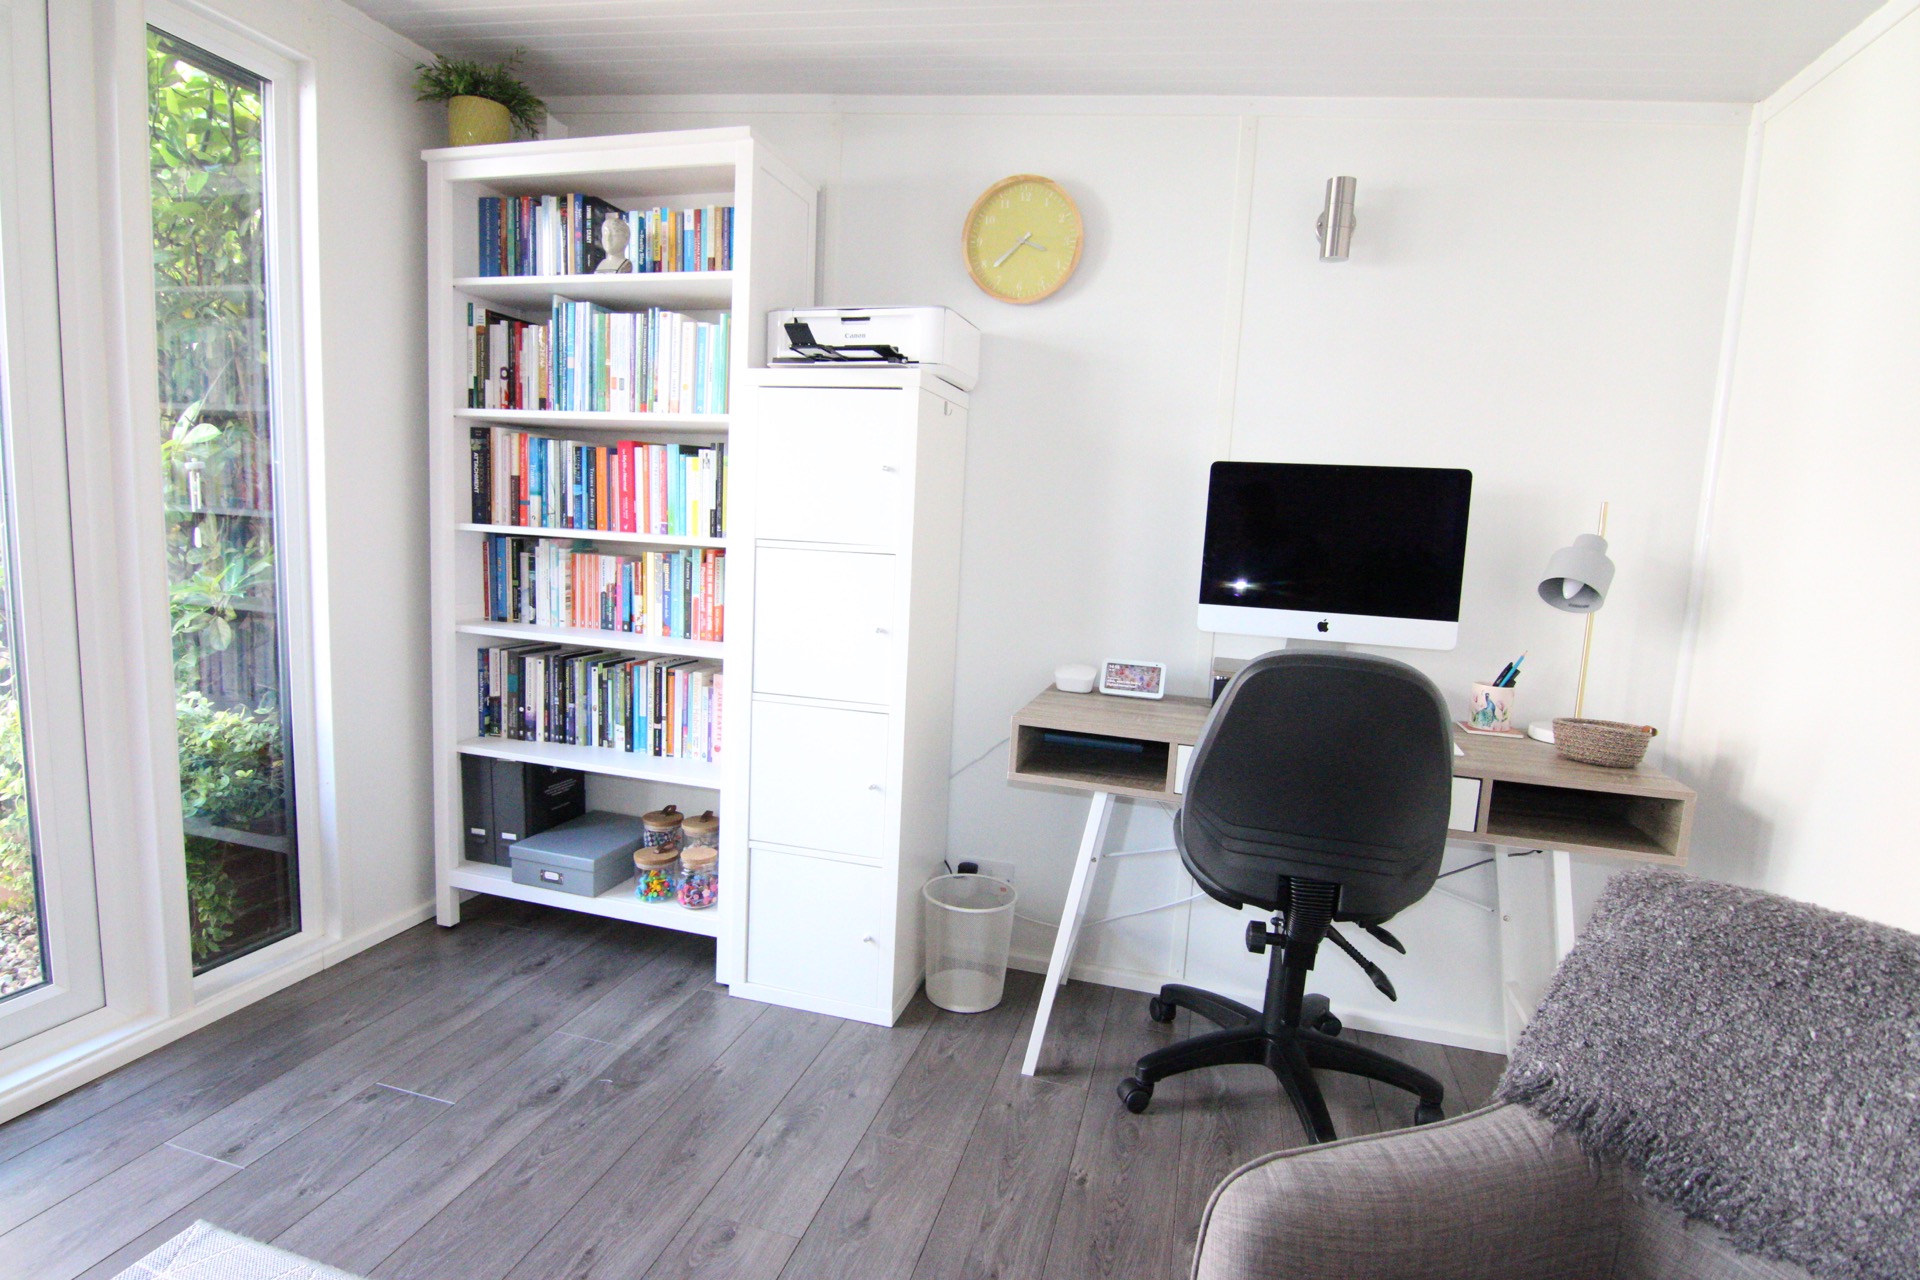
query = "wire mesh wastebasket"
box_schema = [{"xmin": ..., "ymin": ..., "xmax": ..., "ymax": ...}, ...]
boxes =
[{"xmin": 922, "ymin": 874, "xmax": 1017, "ymax": 1013}]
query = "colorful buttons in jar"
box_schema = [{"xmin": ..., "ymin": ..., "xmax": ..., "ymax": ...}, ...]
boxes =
[
  {"xmin": 634, "ymin": 844, "xmax": 680, "ymax": 903},
  {"xmin": 679, "ymin": 845, "xmax": 718, "ymax": 910}
]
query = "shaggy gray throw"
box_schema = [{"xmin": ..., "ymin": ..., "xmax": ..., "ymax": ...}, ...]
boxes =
[{"xmin": 1497, "ymin": 869, "xmax": 1920, "ymax": 1280}]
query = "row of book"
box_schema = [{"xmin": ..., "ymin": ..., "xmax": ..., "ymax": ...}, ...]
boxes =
[
  {"xmin": 478, "ymin": 644, "xmax": 722, "ymax": 762},
  {"xmin": 483, "ymin": 536, "xmax": 725, "ymax": 642},
  {"xmin": 465, "ymin": 302, "xmax": 730, "ymax": 416},
  {"xmin": 469, "ymin": 428, "xmax": 727, "ymax": 538},
  {"xmin": 476, "ymin": 195, "xmax": 735, "ymax": 277}
]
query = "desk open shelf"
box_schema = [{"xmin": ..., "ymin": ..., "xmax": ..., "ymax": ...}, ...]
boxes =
[
  {"xmin": 1013, "ymin": 727, "xmax": 1171, "ymax": 795},
  {"xmin": 1483, "ymin": 781, "xmax": 1686, "ymax": 861}
]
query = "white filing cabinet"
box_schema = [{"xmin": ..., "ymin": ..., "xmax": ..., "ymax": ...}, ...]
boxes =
[{"xmin": 724, "ymin": 368, "xmax": 969, "ymax": 1025}]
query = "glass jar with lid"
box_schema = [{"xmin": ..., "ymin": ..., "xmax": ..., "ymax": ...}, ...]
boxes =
[
  {"xmin": 679, "ymin": 845, "xmax": 718, "ymax": 910},
  {"xmin": 681, "ymin": 810, "xmax": 718, "ymax": 856},
  {"xmin": 641, "ymin": 804, "xmax": 683, "ymax": 851},
  {"xmin": 634, "ymin": 844, "xmax": 680, "ymax": 903}
]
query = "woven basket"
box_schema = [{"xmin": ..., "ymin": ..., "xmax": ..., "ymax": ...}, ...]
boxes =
[{"xmin": 1553, "ymin": 718, "xmax": 1655, "ymax": 768}]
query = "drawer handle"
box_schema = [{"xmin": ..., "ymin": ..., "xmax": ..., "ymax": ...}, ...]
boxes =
[
  {"xmin": 874, "ymin": 626, "xmax": 890, "ymax": 635},
  {"xmin": 868, "ymin": 783, "xmax": 883, "ymax": 792},
  {"xmin": 879, "ymin": 464, "xmax": 898, "ymax": 473},
  {"xmin": 861, "ymin": 935, "xmax": 876, "ymax": 944}
]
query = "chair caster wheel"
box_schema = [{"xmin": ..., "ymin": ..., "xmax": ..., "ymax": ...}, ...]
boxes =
[
  {"xmin": 1118, "ymin": 1077, "xmax": 1154, "ymax": 1114},
  {"xmin": 1312, "ymin": 1012, "xmax": 1342, "ymax": 1036},
  {"xmin": 1147, "ymin": 996, "xmax": 1175, "ymax": 1024},
  {"xmin": 1414, "ymin": 1102, "xmax": 1445, "ymax": 1126}
]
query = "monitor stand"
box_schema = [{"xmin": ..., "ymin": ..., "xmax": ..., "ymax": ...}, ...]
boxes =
[
  {"xmin": 1209, "ymin": 638, "xmax": 1353, "ymax": 702},
  {"xmin": 1279, "ymin": 637, "xmax": 1352, "ymax": 653}
]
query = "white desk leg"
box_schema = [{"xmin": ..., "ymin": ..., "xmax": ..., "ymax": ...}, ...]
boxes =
[
  {"xmin": 1550, "ymin": 848, "xmax": 1577, "ymax": 961},
  {"xmin": 1492, "ymin": 845, "xmax": 1524, "ymax": 1054},
  {"xmin": 1021, "ymin": 790, "xmax": 1114, "ymax": 1077}
]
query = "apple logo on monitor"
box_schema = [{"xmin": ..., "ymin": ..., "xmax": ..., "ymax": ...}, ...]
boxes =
[{"xmin": 1317, "ymin": 619, "xmax": 1330, "ymax": 633}]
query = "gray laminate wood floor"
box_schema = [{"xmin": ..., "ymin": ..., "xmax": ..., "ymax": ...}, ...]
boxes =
[{"xmin": 0, "ymin": 899, "xmax": 1504, "ymax": 1280}]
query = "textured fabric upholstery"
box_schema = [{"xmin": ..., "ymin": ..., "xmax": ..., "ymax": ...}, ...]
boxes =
[
  {"xmin": 1193, "ymin": 1105, "xmax": 1621, "ymax": 1280},
  {"xmin": 1192, "ymin": 1104, "xmax": 1818, "ymax": 1280},
  {"xmin": 1615, "ymin": 1195, "xmax": 1814, "ymax": 1280},
  {"xmin": 1497, "ymin": 870, "xmax": 1920, "ymax": 1279}
]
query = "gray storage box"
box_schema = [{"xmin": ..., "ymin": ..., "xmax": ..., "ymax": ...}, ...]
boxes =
[{"xmin": 509, "ymin": 811, "xmax": 645, "ymax": 897}]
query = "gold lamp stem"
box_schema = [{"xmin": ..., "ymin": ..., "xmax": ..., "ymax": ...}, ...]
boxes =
[{"xmin": 1573, "ymin": 501, "xmax": 1609, "ymax": 719}]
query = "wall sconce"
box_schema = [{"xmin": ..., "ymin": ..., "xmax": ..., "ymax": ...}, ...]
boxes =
[{"xmin": 1316, "ymin": 176, "xmax": 1356, "ymax": 261}]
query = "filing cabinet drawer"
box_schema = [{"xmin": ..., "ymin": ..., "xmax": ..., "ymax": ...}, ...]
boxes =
[
  {"xmin": 746, "ymin": 847, "xmax": 887, "ymax": 1008},
  {"xmin": 749, "ymin": 699, "xmax": 890, "ymax": 860},
  {"xmin": 754, "ymin": 386, "xmax": 908, "ymax": 546},
  {"xmin": 753, "ymin": 546, "xmax": 895, "ymax": 704}
]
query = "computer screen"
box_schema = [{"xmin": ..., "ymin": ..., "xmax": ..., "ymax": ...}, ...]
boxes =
[{"xmin": 1197, "ymin": 462, "xmax": 1473, "ymax": 650}]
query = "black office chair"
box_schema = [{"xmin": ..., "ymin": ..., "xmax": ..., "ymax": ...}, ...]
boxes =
[{"xmin": 1117, "ymin": 650, "xmax": 1452, "ymax": 1143}]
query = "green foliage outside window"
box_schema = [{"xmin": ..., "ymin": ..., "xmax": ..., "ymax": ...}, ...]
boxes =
[{"xmin": 150, "ymin": 33, "xmax": 292, "ymax": 966}]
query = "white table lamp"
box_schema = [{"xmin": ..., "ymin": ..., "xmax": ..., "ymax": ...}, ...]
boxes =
[{"xmin": 1531, "ymin": 504, "xmax": 1615, "ymax": 741}]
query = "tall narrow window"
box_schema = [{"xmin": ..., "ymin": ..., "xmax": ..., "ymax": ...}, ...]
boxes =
[
  {"xmin": 148, "ymin": 30, "xmax": 299, "ymax": 972},
  {"xmin": 0, "ymin": 379, "xmax": 44, "ymax": 1001}
]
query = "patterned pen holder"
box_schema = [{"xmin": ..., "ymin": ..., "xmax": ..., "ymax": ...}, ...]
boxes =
[{"xmin": 1469, "ymin": 683, "xmax": 1516, "ymax": 733}]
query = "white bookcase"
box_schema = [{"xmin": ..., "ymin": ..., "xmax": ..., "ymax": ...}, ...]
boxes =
[
  {"xmin": 728, "ymin": 368, "xmax": 969, "ymax": 1025},
  {"xmin": 425, "ymin": 128, "xmax": 816, "ymax": 977}
]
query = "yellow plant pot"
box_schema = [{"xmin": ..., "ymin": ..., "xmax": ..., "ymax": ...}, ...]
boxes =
[{"xmin": 447, "ymin": 95, "xmax": 512, "ymax": 147}]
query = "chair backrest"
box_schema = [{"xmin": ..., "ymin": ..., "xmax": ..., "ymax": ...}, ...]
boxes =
[{"xmin": 1178, "ymin": 650, "xmax": 1453, "ymax": 922}]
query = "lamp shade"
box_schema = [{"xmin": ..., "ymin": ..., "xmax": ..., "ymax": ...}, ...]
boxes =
[{"xmin": 1538, "ymin": 533, "xmax": 1614, "ymax": 613}]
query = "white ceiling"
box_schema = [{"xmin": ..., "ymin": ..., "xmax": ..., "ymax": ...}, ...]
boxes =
[{"xmin": 345, "ymin": 0, "xmax": 1880, "ymax": 102}]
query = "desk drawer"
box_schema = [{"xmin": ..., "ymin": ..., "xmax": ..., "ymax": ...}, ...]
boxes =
[{"xmin": 1450, "ymin": 777, "xmax": 1484, "ymax": 833}]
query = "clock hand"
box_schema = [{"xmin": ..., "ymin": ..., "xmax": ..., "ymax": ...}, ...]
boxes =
[{"xmin": 992, "ymin": 232, "xmax": 1033, "ymax": 268}]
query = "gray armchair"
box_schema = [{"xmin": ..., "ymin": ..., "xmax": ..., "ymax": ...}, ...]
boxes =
[
  {"xmin": 1192, "ymin": 870, "xmax": 1920, "ymax": 1280},
  {"xmin": 1195, "ymin": 1103, "xmax": 1807, "ymax": 1279}
]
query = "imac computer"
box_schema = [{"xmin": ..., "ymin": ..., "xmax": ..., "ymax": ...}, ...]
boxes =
[{"xmin": 1197, "ymin": 462, "xmax": 1473, "ymax": 651}]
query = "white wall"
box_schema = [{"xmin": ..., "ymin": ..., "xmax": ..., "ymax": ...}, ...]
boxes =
[
  {"xmin": 1676, "ymin": 4, "xmax": 1920, "ymax": 932},
  {"xmin": 190, "ymin": 0, "xmax": 441, "ymax": 943},
  {"xmin": 557, "ymin": 94, "xmax": 1747, "ymax": 1045}
]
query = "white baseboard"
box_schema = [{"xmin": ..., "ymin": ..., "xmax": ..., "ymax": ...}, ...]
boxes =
[
  {"xmin": 0, "ymin": 901, "xmax": 436, "ymax": 1125},
  {"xmin": 322, "ymin": 901, "xmax": 436, "ymax": 966}
]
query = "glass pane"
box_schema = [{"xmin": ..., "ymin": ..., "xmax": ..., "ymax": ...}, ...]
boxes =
[
  {"xmin": 0, "ymin": 369, "xmax": 48, "ymax": 1002},
  {"xmin": 149, "ymin": 31, "xmax": 299, "ymax": 973}
]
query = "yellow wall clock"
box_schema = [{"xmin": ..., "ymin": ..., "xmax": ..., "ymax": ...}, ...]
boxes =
[{"xmin": 962, "ymin": 175, "xmax": 1084, "ymax": 304}]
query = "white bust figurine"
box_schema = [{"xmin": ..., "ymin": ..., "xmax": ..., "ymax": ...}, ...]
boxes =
[{"xmin": 594, "ymin": 214, "xmax": 632, "ymax": 273}]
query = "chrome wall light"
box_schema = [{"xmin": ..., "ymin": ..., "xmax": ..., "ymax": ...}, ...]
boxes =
[{"xmin": 1316, "ymin": 176, "xmax": 1357, "ymax": 261}]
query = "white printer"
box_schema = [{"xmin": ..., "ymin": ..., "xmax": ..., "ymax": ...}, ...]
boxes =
[{"xmin": 767, "ymin": 306, "xmax": 980, "ymax": 391}]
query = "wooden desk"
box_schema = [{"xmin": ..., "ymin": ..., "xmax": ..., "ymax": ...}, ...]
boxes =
[{"xmin": 1008, "ymin": 686, "xmax": 1695, "ymax": 1071}]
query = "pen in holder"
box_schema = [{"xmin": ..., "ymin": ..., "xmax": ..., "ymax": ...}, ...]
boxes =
[{"xmin": 1469, "ymin": 682, "xmax": 1516, "ymax": 733}]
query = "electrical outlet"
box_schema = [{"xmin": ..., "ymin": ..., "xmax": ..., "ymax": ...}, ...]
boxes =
[{"xmin": 972, "ymin": 859, "xmax": 1016, "ymax": 884}]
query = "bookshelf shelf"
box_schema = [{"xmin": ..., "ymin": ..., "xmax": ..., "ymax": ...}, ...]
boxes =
[
  {"xmin": 455, "ymin": 620, "xmax": 723, "ymax": 659},
  {"xmin": 456, "ymin": 522, "xmax": 725, "ymax": 549},
  {"xmin": 446, "ymin": 859, "xmax": 721, "ymax": 936},
  {"xmin": 455, "ymin": 408, "xmax": 728, "ymax": 432},
  {"xmin": 455, "ymin": 271, "xmax": 733, "ymax": 312},
  {"xmin": 457, "ymin": 736, "xmax": 722, "ymax": 788}
]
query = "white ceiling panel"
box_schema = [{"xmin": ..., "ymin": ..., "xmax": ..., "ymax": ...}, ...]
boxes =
[{"xmin": 343, "ymin": 0, "xmax": 1881, "ymax": 101}]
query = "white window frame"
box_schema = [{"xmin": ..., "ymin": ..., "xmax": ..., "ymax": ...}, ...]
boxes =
[
  {"xmin": 144, "ymin": 0, "xmax": 333, "ymax": 998},
  {"xmin": 0, "ymin": 0, "xmax": 108, "ymax": 1052},
  {"xmin": 0, "ymin": 0, "xmax": 339, "ymax": 1115}
]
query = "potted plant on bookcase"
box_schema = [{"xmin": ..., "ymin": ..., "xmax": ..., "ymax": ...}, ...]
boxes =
[{"xmin": 415, "ymin": 52, "xmax": 545, "ymax": 147}]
